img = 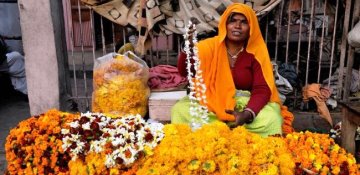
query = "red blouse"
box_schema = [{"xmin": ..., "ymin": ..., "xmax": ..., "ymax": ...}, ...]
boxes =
[{"xmin": 177, "ymin": 50, "xmax": 271, "ymax": 115}]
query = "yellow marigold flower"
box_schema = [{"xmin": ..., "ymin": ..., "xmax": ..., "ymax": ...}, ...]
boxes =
[
  {"xmin": 347, "ymin": 157, "xmax": 356, "ymax": 165},
  {"xmin": 309, "ymin": 153, "xmax": 316, "ymax": 161},
  {"xmin": 320, "ymin": 166, "xmax": 330, "ymax": 175},
  {"xmin": 202, "ymin": 160, "xmax": 216, "ymax": 173},
  {"xmin": 313, "ymin": 162, "xmax": 322, "ymax": 171},
  {"xmin": 148, "ymin": 168, "xmax": 160, "ymax": 175},
  {"xmin": 110, "ymin": 168, "xmax": 120, "ymax": 175},
  {"xmin": 331, "ymin": 166, "xmax": 340, "ymax": 174},
  {"xmin": 259, "ymin": 164, "xmax": 278, "ymax": 175},
  {"xmin": 187, "ymin": 159, "xmax": 201, "ymax": 170},
  {"xmin": 144, "ymin": 145, "xmax": 154, "ymax": 156},
  {"xmin": 331, "ymin": 144, "xmax": 340, "ymax": 153}
]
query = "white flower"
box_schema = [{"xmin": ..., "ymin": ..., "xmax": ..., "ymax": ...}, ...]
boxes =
[
  {"xmin": 61, "ymin": 128, "xmax": 69, "ymax": 135},
  {"xmin": 71, "ymin": 155, "xmax": 78, "ymax": 161},
  {"xmin": 105, "ymin": 154, "xmax": 116, "ymax": 168},
  {"xmin": 63, "ymin": 112, "xmax": 165, "ymax": 168},
  {"xmin": 82, "ymin": 111, "xmax": 92, "ymax": 118},
  {"xmin": 77, "ymin": 141, "xmax": 85, "ymax": 149},
  {"xmin": 70, "ymin": 133, "xmax": 81, "ymax": 141},
  {"xmin": 62, "ymin": 136, "xmax": 72, "ymax": 150},
  {"xmin": 122, "ymin": 148, "xmax": 137, "ymax": 165},
  {"xmin": 90, "ymin": 140, "xmax": 103, "ymax": 153},
  {"xmin": 72, "ymin": 145, "xmax": 83, "ymax": 155},
  {"xmin": 82, "ymin": 122, "xmax": 90, "ymax": 130},
  {"xmin": 112, "ymin": 137, "xmax": 125, "ymax": 147},
  {"xmin": 69, "ymin": 121, "xmax": 79, "ymax": 128}
]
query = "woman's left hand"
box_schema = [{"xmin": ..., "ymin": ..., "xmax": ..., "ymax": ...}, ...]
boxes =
[{"xmin": 225, "ymin": 109, "xmax": 253, "ymax": 128}]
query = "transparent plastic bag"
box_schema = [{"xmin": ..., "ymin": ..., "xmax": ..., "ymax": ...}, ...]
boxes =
[{"xmin": 92, "ymin": 51, "xmax": 150, "ymax": 117}]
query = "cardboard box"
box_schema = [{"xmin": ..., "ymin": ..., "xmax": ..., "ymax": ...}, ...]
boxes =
[{"xmin": 148, "ymin": 91, "xmax": 187, "ymax": 122}]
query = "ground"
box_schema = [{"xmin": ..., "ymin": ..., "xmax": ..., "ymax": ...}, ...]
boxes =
[{"xmin": 0, "ymin": 75, "xmax": 30, "ymax": 174}]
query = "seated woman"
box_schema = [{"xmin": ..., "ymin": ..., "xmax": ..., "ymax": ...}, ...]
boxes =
[{"xmin": 171, "ymin": 3, "xmax": 294, "ymax": 137}]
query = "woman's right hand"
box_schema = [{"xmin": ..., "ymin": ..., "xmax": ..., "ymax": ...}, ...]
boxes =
[{"xmin": 225, "ymin": 109, "xmax": 253, "ymax": 128}]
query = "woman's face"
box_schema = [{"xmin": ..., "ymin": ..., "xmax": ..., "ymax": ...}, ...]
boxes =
[{"xmin": 226, "ymin": 13, "xmax": 250, "ymax": 43}]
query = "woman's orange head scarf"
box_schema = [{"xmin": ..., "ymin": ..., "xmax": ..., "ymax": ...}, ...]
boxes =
[{"xmin": 197, "ymin": 3, "xmax": 282, "ymax": 121}]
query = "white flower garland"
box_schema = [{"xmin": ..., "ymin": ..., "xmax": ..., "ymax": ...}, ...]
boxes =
[{"xmin": 183, "ymin": 21, "xmax": 209, "ymax": 130}]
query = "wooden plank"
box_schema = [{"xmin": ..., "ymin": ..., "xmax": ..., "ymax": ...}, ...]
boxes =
[
  {"xmin": 337, "ymin": 0, "xmax": 352, "ymax": 99},
  {"xmin": 343, "ymin": 0, "xmax": 360, "ymax": 101},
  {"xmin": 341, "ymin": 107, "xmax": 357, "ymax": 155}
]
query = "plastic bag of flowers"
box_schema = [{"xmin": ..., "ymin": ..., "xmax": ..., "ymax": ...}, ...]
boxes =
[
  {"xmin": 92, "ymin": 51, "xmax": 150, "ymax": 117},
  {"xmin": 5, "ymin": 109, "xmax": 78, "ymax": 175}
]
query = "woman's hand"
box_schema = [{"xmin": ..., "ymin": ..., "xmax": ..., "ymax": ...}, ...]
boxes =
[{"xmin": 225, "ymin": 109, "xmax": 253, "ymax": 128}]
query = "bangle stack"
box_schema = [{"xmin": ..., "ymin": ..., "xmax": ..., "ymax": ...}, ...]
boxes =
[{"xmin": 243, "ymin": 108, "xmax": 256, "ymax": 123}]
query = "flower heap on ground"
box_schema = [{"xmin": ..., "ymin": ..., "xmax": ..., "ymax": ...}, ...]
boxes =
[
  {"xmin": 5, "ymin": 109, "xmax": 78, "ymax": 175},
  {"xmin": 61, "ymin": 112, "xmax": 164, "ymax": 175},
  {"xmin": 92, "ymin": 54, "xmax": 150, "ymax": 116},
  {"xmin": 183, "ymin": 21, "xmax": 209, "ymax": 130},
  {"xmin": 285, "ymin": 131, "xmax": 359, "ymax": 175},
  {"xmin": 137, "ymin": 122, "xmax": 295, "ymax": 175}
]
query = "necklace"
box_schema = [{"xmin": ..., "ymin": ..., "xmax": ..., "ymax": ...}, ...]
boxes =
[
  {"xmin": 227, "ymin": 46, "xmax": 243, "ymax": 59},
  {"xmin": 227, "ymin": 46, "xmax": 244, "ymax": 68}
]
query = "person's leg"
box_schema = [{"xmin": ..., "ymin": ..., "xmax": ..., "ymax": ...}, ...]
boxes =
[
  {"xmin": 171, "ymin": 96, "xmax": 192, "ymax": 124},
  {"xmin": 171, "ymin": 96, "xmax": 218, "ymax": 125},
  {"xmin": 244, "ymin": 102, "xmax": 282, "ymax": 137},
  {"xmin": 6, "ymin": 52, "xmax": 27, "ymax": 94},
  {"xmin": 235, "ymin": 95, "xmax": 283, "ymax": 137},
  {"xmin": 171, "ymin": 92, "xmax": 282, "ymax": 137}
]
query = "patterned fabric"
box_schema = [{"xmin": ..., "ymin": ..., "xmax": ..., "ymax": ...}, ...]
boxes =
[{"xmin": 81, "ymin": 0, "xmax": 281, "ymax": 54}]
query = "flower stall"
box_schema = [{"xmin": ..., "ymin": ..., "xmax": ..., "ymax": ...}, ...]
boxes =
[{"xmin": 5, "ymin": 20, "xmax": 360, "ymax": 175}]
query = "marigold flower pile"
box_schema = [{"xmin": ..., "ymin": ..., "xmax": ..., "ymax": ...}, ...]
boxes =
[
  {"xmin": 61, "ymin": 112, "xmax": 164, "ymax": 175},
  {"xmin": 5, "ymin": 109, "xmax": 77, "ymax": 175},
  {"xmin": 285, "ymin": 131, "xmax": 359, "ymax": 175},
  {"xmin": 137, "ymin": 122, "xmax": 295, "ymax": 175},
  {"xmin": 92, "ymin": 54, "xmax": 150, "ymax": 117},
  {"xmin": 5, "ymin": 110, "xmax": 360, "ymax": 174}
]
